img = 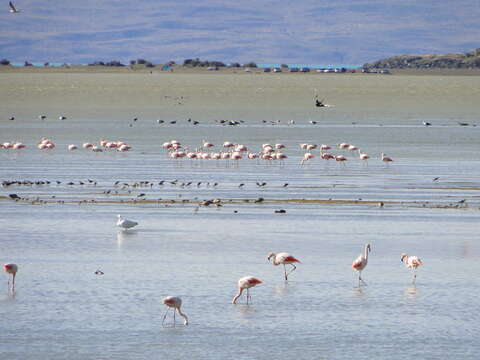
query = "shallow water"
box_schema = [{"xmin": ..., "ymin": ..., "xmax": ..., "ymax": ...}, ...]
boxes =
[{"xmin": 1, "ymin": 73, "xmax": 480, "ymax": 359}]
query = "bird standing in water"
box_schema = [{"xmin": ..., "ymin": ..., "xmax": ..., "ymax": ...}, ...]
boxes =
[
  {"xmin": 3, "ymin": 263, "xmax": 18, "ymax": 292},
  {"xmin": 267, "ymin": 252, "xmax": 301, "ymax": 281},
  {"xmin": 116, "ymin": 214, "xmax": 138, "ymax": 230},
  {"xmin": 162, "ymin": 296, "xmax": 188, "ymax": 326},
  {"xmin": 401, "ymin": 253, "xmax": 423, "ymax": 284},
  {"xmin": 231, "ymin": 276, "xmax": 262, "ymax": 305},
  {"xmin": 352, "ymin": 244, "xmax": 371, "ymax": 286}
]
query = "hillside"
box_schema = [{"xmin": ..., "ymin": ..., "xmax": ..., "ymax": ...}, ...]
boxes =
[{"xmin": 364, "ymin": 49, "xmax": 480, "ymax": 69}]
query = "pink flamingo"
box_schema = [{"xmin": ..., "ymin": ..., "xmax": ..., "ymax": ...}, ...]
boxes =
[
  {"xmin": 13, "ymin": 142, "xmax": 26, "ymax": 149},
  {"xmin": 83, "ymin": 143, "xmax": 93, "ymax": 149},
  {"xmin": 68, "ymin": 144, "xmax": 78, "ymax": 151},
  {"xmin": 352, "ymin": 244, "xmax": 371, "ymax": 286},
  {"xmin": 275, "ymin": 143, "xmax": 286, "ymax": 149},
  {"xmin": 223, "ymin": 141, "xmax": 234, "ymax": 148},
  {"xmin": 162, "ymin": 296, "xmax": 189, "ymax": 326},
  {"xmin": 381, "ymin": 153, "xmax": 393, "ymax": 163},
  {"xmin": 301, "ymin": 152, "xmax": 314, "ymax": 165},
  {"xmin": 3, "ymin": 263, "xmax": 18, "ymax": 292},
  {"xmin": 203, "ymin": 140, "xmax": 214, "ymax": 149},
  {"xmin": 358, "ymin": 150, "xmax": 370, "ymax": 164},
  {"xmin": 348, "ymin": 145, "xmax": 358, "ymax": 151},
  {"xmin": 232, "ymin": 276, "xmax": 262, "ymax": 305},
  {"xmin": 320, "ymin": 144, "xmax": 331, "ymax": 151},
  {"xmin": 401, "ymin": 254, "xmax": 423, "ymax": 284},
  {"xmin": 267, "ymin": 252, "xmax": 301, "ymax": 280},
  {"xmin": 321, "ymin": 152, "xmax": 335, "ymax": 160},
  {"xmin": 338, "ymin": 143, "xmax": 350, "ymax": 149},
  {"xmin": 335, "ymin": 155, "xmax": 347, "ymax": 164}
]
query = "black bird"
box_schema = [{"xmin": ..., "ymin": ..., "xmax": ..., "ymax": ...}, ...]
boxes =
[
  {"xmin": 133, "ymin": 117, "xmax": 138, "ymax": 122},
  {"xmin": 9, "ymin": 194, "xmax": 20, "ymax": 200},
  {"xmin": 9, "ymin": 116, "xmax": 15, "ymax": 121},
  {"xmin": 274, "ymin": 209, "xmax": 287, "ymax": 214},
  {"xmin": 137, "ymin": 193, "xmax": 146, "ymax": 197},
  {"xmin": 170, "ymin": 121, "xmax": 177, "ymax": 124},
  {"xmin": 238, "ymin": 183, "xmax": 245, "ymax": 188},
  {"xmin": 254, "ymin": 197, "xmax": 264, "ymax": 203},
  {"xmin": 157, "ymin": 119, "xmax": 164, "ymax": 124},
  {"xmin": 158, "ymin": 180, "xmax": 165, "ymax": 185},
  {"xmin": 315, "ymin": 98, "xmax": 326, "ymax": 107},
  {"xmin": 94, "ymin": 269, "xmax": 104, "ymax": 275},
  {"xmin": 422, "ymin": 121, "xmax": 431, "ymax": 126},
  {"xmin": 193, "ymin": 121, "xmax": 199, "ymax": 125},
  {"xmin": 432, "ymin": 177, "xmax": 440, "ymax": 182},
  {"xmin": 282, "ymin": 183, "xmax": 289, "ymax": 188}
]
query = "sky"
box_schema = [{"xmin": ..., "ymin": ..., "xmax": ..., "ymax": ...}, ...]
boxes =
[{"xmin": 1, "ymin": 0, "xmax": 479, "ymax": 65}]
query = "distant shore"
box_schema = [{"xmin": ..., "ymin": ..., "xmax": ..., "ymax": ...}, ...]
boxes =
[{"xmin": 2, "ymin": 65, "xmax": 480, "ymax": 76}]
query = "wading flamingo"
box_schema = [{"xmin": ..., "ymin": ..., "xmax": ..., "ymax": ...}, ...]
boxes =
[
  {"xmin": 231, "ymin": 276, "xmax": 262, "ymax": 305},
  {"xmin": 162, "ymin": 296, "xmax": 188, "ymax": 326},
  {"xmin": 401, "ymin": 253, "xmax": 423, "ymax": 284},
  {"xmin": 267, "ymin": 252, "xmax": 301, "ymax": 280},
  {"xmin": 352, "ymin": 244, "xmax": 371, "ymax": 286},
  {"xmin": 4, "ymin": 263, "xmax": 18, "ymax": 292}
]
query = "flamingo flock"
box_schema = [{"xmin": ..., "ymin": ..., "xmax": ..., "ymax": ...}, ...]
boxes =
[
  {"xmin": 161, "ymin": 139, "xmax": 394, "ymax": 166},
  {"xmin": 4, "ymin": 243, "xmax": 423, "ymax": 325},
  {"xmin": 162, "ymin": 140, "xmax": 290, "ymax": 165},
  {"xmin": 0, "ymin": 138, "xmax": 133, "ymax": 152}
]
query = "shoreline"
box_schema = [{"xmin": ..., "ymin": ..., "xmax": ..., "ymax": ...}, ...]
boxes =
[{"xmin": 2, "ymin": 65, "xmax": 480, "ymax": 76}]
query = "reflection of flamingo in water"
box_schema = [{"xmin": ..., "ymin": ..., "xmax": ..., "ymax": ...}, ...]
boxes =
[
  {"xmin": 231, "ymin": 276, "xmax": 262, "ymax": 305},
  {"xmin": 401, "ymin": 254, "xmax": 423, "ymax": 284},
  {"xmin": 352, "ymin": 244, "xmax": 371, "ymax": 286},
  {"xmin": 162, "ymin": 296, "xmax": 188, "ymax": 326}
]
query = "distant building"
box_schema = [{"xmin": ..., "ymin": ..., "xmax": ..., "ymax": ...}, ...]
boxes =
[
  {"xmin": 263, "ymin": 68, "xmax": 271, "ymax": 72},
  {"xmin": 290, "ymin": 67, "xmax": 299, "ymax": 72}
]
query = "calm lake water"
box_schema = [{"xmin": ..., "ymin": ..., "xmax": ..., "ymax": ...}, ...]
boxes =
[{"xmin": 1, "ymin": 73, "xmax": 480, "ymax": 359}]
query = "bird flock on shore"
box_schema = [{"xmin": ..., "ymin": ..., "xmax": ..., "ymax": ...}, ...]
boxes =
[{"xmin": 3, "ymin": 225, "xmax": 422, "ymax": 327}]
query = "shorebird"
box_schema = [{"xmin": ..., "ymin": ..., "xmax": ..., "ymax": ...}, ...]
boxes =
[
  {"xmin": 400, "ymin": 253, "xmax": 423, "ymax": 284},
  {"xmin": 4, "ymin": 263, "xmax": 18, "ymax": 292},
  {"xmin": 267, "ymin": 252, "xmax": 301, "ymax": 280},
  {"xmin": 352, "ymin": 244, "xmax": 371, "ymax": 286},
  {"xmin": 9, "ymin": 1, "xmax": 20, "ymax": 13},
  {"xmin": 231, "ymin": 276, "xmax": 262, "ymax": 305},
  {"xmin": 162, "ymin": 296, "xmax": 188, "ymax": 326},
  {"xmin": 116, "ymin": 214, "xmax": 138, "ymax": 230}
]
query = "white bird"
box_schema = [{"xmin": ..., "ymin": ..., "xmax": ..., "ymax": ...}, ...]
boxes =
[
  {"xmin": 231, "ymin": 276, "xmax": 262, "ymax": 305},
  {"xmin": 401, "ymin": 253, "xmax": 423, "ymax": 284},
  {"xmin": 9, "ymin": 1, "xmax": 20, "ymax": 13},
  {"xmin": 352, "ymin": 244, "xmax": 371, "ymax": 286},
  {"xmin": 267, "ymin": 252, "xmax": 301, "ymax": 281},
  {"xmin": 162, "ymin": 296, "xmax": 188, "ymax": 326},
  {"xmin": 116, "ymin": 214, "xmax": 138, "ymax": 230}
]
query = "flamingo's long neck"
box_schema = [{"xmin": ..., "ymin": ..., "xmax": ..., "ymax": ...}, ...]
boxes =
[
  {"xmin": 231, "ymin": 288, "xmax": 244, "ymax": 304},
  {"xmin": 364, "ymin": 245, "xmax": 369, "ymax": 261},
  {"xmin": 176, "ymin": 308, "xmax": 188, "ymax": 325}
]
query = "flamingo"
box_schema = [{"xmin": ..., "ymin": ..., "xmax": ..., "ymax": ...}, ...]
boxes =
[
  {"xmin": 9, "ymin": 1, "xmax": 20, "ymax": 13},
  {"xmin": 358, "ymin": 150, "xmax": 370, "ymax": 164},
  {"xmin": 68, "ymin": 144, "xmax": 78, "ymax": 151},
  {"xmin": 116, "ymin": 214, "xmax": 138, "ymax": 230},
  {"xmin": 267, "ymin": 252, "xmax": 301, "ymax": 280},
  {"xmin": 352, "ymin": 244, "xmax": 371, "ymax": 286},
  {"xmin": 162, "ymin": 296, "xmax": 188, "ymax": 326},
  {"xmin": 301, "ymin": 152, "xmax": 314, "ymax": 165},
  {"xmin": 335, "ymin": 155, "xmax": 347, "ymax": 164},
  {"xmin": 381, "ymin": 153, "xmax": 393, "ymax": 163},
  {"xmin": 3, "ymin": 263, "xmax": 18, "ymax": 292},
  {"xmin": 401, "ymin": 253, "xmax": 423, "ymax": 284},
  {"xmin": 231, "ymin": 276, "xmax": 262, "ymax": 305}
]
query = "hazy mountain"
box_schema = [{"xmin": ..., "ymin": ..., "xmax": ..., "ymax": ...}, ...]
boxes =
[{"xmin": 1, "ymin": 0, "xmax": 479, "ymax": 65}]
